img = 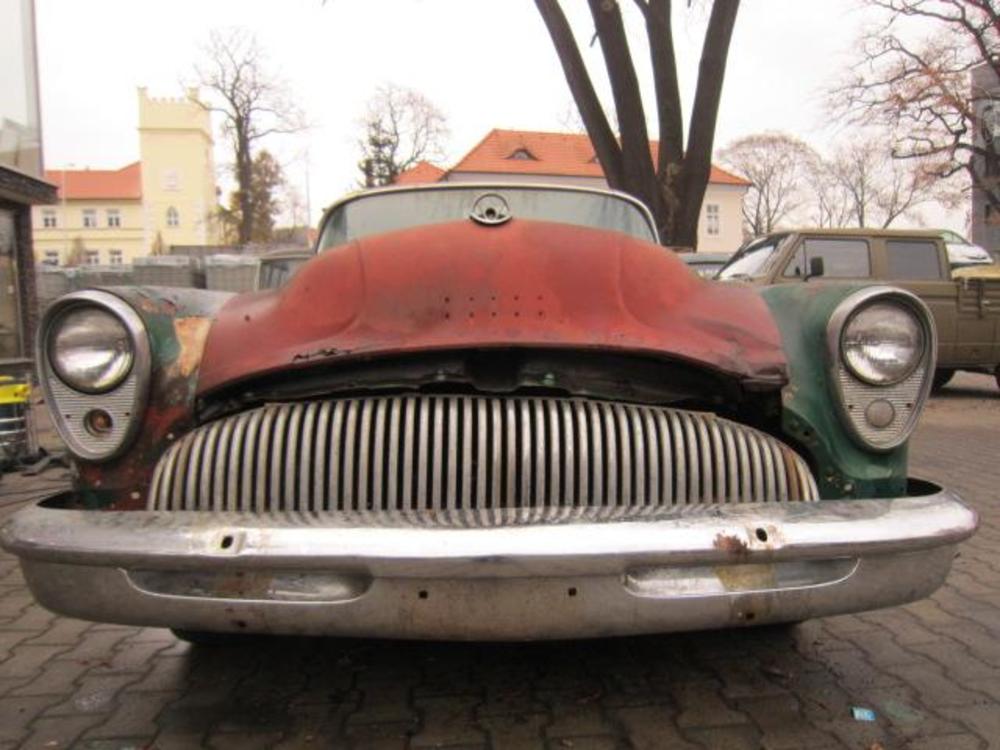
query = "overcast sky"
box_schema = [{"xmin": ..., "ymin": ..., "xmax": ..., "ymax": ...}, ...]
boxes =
[{"xmin": 33, "ymin": 0, "xmax": 962, "ymax": 233}]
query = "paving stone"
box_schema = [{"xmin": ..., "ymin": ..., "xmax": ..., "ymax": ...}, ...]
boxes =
[
  {"xmin": 672, "ymin": 681, "xmax": 749, "ymax": 729},
  {"xmin": 683, "ymin": 724, "xmax": 764, "ymax": 750},
  {"xmin": 9, "ymin": 656, "xmax": 91, "ymax": 696},
  {"xmin": 409, "ymin": 694, "xmax": 486, "ymax": 747},
  {"xmin": 18, "ymin": 714, "xmax": 105, "ymax": 750},
  {"xmin": 545, "ymin": 736, "xmax": 620, "ymax": 750},
  {"xmin": 0, "ymin": 643, "xmax": 73, "ymax": 678},
  {"xmin": 885, "ymin": 663, "xmax": 992, "ymax": 707},
  {"xmin": 23, "ymin": 617, "xmax": 93, "ymax": 646},
  {"xmin": 736, "ymin": 694, "xmax": 841, "ymax": 750},
  {"xmin": 938, "ymin": 704, "xmax": 1000, "ymax": 745},
  {"xmin": 205, "ymin": 730, "xmax": 285, "ymax": 749},
  {"xmin": 126, "ymin": 655, "xmax": 191, "ymax": 692},
  {"xmin": 479, "ymin": 713, "xmax": 547, "ymax": 750},
  {"xmin": 611, "ymin": 705, "xmax": 700, "ymax": 750},
  {"xmin": 903, "ymin": 734, "xmax": 985, "ymax": 750},
  {"xmin": 42, "ymin": 673, "xmax": 145, "ymax": 716},
  {"xmin": 82, "ymin": 690, "xmax": 179, "ymax": 740},
  {"xmin": 0, "ymin": 695, "xmax": 65, "ymax": 743}
]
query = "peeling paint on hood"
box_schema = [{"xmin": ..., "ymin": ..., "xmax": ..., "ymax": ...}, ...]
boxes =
[{"xmin": 198, "ymin": 220, "xmax": 788, "ymax": 394}]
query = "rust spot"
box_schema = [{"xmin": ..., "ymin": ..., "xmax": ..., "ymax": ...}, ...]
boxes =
[
  {"xmin": 714, "ymin": 563, "xmax": 777, "ymax": 592},
  {"xmin": 292, "ymin": 347, "xmax": 342, "ymax": 362},
  {"xmin": 714, "ymin": 532, "xmax": 749, "ymax": 555},
  {"xmin": 173, "ymin": 317, "xmax": 213, "ymax": 378}
]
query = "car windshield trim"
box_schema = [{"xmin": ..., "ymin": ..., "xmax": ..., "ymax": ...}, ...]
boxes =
[
  {"xmin": 315, "ymin": 183, "xmax": 660, "ymax": 249},
  {"xmin": 718, "ymin": 234, "xmax": 788, "ymax": 280}
]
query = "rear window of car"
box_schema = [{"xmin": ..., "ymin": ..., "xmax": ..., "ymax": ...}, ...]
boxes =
[
  {"xmin": 783, "ymin": 238, "xmax": 871, "ymax": 278},
  {"xmin": 885, "ymin": 240, "xmax": 944, "ymax": 280},
  {"xmin": 319, "ymin": 186, "xmax": 659, "ymax": 249}
]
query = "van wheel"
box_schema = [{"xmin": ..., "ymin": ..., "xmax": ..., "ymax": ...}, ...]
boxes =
[{"xmin": 932, "ymin": 369, "xmax": 955, "ymax": 392}]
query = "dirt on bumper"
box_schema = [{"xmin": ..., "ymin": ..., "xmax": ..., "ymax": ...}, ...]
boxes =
[{"xmin": 0, "ymin": 486, "xmax": 977, "ymax": 640}]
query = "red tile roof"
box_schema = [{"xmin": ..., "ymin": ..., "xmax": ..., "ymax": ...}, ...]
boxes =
[
  {"xmin": 448, "ymin": 129, "xmax": 750, "ymax": 186},
  {"xmin": 44, "ymin": 162, "xmax": 142, "ymax": 200},
  {"xmin": 395, "ymin": 160, "xmax": 446, "ymax": 185}
]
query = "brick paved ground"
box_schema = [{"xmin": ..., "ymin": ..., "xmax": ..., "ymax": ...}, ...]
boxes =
[{"xmin": 0, "ymin": 372, "xmax": 997, "ymax": 749}]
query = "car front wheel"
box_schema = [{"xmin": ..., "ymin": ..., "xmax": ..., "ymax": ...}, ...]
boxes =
[
  {"xmin": 932, "ymin": 369, "xmax": 955, "ymax": 392},
  {"xmin": 170, "ymin": 628, "xmax": 258, "ymax": 646}
]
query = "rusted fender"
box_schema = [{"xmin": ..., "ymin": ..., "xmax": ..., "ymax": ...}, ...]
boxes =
[
  {"xmin": 75, "ymin": 287, "xmax": 233, "ymax": 509},
  {"xmin": 198, "ymin": 220, "xmax": 788, "ymax": 394}
]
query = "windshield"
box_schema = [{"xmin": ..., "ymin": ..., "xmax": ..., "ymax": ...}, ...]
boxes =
[
  {"xmin": 946, "ymin": 242, "xmax": 995, "ymax": 269},
  {"xmin": 718, "ymin": 235, "xmax": 785, "ymax": 280},
  {"xmin": 318, "ymin": 185, "xmax": 658, "ymax": 250}
]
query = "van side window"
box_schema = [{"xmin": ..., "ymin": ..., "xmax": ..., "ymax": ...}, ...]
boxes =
[
  {"xmin": 885, "ymin": 240, "xmax": 944, "ymax": 280},
  {"xmin": 783, "ymin": 238, "xmax": 871, "ymax": 278}
]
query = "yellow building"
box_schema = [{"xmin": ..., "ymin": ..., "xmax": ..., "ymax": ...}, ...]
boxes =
[{"xmin": 32, "ymin": 88, "xmax": 220, "ymax": 266}]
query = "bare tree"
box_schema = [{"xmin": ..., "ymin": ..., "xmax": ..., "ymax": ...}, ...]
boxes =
[
  {"xmin": 536, "ymin": 0, "xmax": 740, "ymax": 248},
  {"xmin": 718, "ymin": 132, "xmax": 819, "ymax": 235},
  {"xmin": 827, "ymin": 138, "xmax": 940, "ymax": 228},
  {"xmin": 809, "ymin": 167, "xmax": 854, "ymax": 228},
  {"xmin": 194, "ymin": 28, "xmax": 304, "ymax": 244},
  {"xmin": 831, "ymin": 0, "xmax": 997, "ymax": 215},
  {"xmin": 357, "ymin": 84, "xmax": 449, "ymax": 187}
]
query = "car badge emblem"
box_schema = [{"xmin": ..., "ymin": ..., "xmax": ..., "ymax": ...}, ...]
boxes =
[{"xmin": 470, "ymin": 193, "xmax": 511, "ymax": 225}]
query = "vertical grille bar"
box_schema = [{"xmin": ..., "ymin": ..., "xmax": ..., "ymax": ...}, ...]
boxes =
[{"xmin": 151, "ymin": 395, "xmax": 820, "ymax": 513}]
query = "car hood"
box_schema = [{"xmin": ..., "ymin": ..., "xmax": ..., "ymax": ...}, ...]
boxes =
[{"xmin": 197, "ymin": 219, "xmax": 788, "ymax": 394}]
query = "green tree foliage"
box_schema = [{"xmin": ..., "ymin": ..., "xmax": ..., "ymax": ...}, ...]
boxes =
[{"xmin": 223, "ymin": 150, "xmax": 286, "ymax": 244}]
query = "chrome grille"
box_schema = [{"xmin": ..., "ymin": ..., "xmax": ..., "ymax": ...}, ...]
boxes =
[{"xmin": 149, "ymin": 395, "xmax": 818, "ymax": 513}]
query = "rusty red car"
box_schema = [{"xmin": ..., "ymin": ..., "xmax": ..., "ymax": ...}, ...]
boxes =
[{"xmin": 1, "ymin": 184, "xmax": 977, "ymax": 642}]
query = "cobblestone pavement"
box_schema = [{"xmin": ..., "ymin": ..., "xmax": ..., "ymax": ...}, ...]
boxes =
[{"xmin": 0, "ymin": 373, "xmax": 998, "ymax": 750}]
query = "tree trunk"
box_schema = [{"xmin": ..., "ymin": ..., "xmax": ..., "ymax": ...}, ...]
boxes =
[{"xmin": 235, "ymin": 128, "xmax": 254, "ymax": 245}]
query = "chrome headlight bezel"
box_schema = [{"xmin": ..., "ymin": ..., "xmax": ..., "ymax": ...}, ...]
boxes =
[
  {"xmin": 38, "ymin": 291, "xmax": 151, "ymax": 462},
  {"xmin": 840, "ymin": 301, "xmax": 925, "ymax": 387},
  {"xmin": 47, "ymin": 305, "xmax": 135, "ymax": 394},
  {"xmin": 826, "ymin": 287, "xmax": 936, "ymax": 452}
]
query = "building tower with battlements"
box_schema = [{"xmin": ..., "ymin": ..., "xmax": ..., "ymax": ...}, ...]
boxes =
[{"xmin": 31, "ymin": 87, "xmax": 220, "ymax": 266}]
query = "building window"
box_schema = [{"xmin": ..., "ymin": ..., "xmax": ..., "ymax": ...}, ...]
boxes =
[
  {"xmin": 82, "ymin": 209, "xmax": 97, "ymax": 228},
  {"xmin": 507, "ymin": 148, "xmax": 536, "ymax": 161},
  {"xmin": 41, "ymin": 210, "xmax": 57, "ymax": 228},
  {"xmin": 106, "ymin": 209, "xmax": 121, "ymax": 228},
  {"xmin": 706, "ymin": 204, "xmax": 720, "ymax": 236},
  {"xmin": 84, "ymin": 250, "xmax": 100, "ymax": 265},
  {"xmin": 163, "ymin": 169, "xmax": 180, "ymax": 191},
  {"xmin": 109, "ymin": 249, "xmax": 123, "ymax": 266},
  {"xmin": 166, "ymin": 206, "xmax": 179, "ymax": 227},
  {"xmin": 42, "ymin": 251, "xmax": 59, "ymax": 266}
]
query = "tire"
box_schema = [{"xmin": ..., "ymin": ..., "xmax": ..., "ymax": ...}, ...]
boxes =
[
  {"xmin": 932, "ymin": 369, "xmax": 955, "ymax": 392},
  {"xmin": 170, "ymin": 628, "xmax": 257, "ymax": 646},
  {"xmin": 995, "ymin": 366, "xmax": 1000, "ymax": 392}
]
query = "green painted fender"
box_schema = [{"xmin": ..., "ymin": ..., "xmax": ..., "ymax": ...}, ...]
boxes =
[{"xmin": 761, "ymin": 283, "xmax": 909, "ymax": 499}]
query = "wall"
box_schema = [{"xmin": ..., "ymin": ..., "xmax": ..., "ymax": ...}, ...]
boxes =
[
  {"xmin": 138, "ymin": 88, "xmax": 219, "ymax": 250},
  {"xmin": 32, "ymin": 199, "xmax": 144, "ymax": 264}
]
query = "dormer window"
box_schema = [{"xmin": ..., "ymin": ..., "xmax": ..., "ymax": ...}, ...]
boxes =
[{"xmin": 507, "ymin": 148, "xmax": 537, "ymax": 161}]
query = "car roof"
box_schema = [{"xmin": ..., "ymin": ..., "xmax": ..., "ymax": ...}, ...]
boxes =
[
  {"xmin": 772, "ymin": 227, "xmax": 943, "ymax": 239},
  {"xmin": 680, "ymin": 252, "xmax": 731, "ymax": 262}
]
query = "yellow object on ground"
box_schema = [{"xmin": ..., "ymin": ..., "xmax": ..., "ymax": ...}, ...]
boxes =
[{"xmin": 0, "ymin": 377, "xmax": 30, "ymax": 405}]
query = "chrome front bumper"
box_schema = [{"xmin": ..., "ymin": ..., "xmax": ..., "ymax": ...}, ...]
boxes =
[{"xmin": 0, "ymin": 485, "xmax": 977, "ymax": 640}]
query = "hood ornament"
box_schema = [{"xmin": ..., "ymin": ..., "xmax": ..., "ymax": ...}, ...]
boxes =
[{"xmin": 470, "ymin": 193, "xmax": 511, "ymax": 226}]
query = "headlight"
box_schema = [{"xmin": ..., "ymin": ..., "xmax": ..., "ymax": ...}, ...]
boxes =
[
  {"xmin": 841, "ymin": 302, "xmax": 924, "ymax": 386},
  {"xmin": 48, "ymin": 306, "xmax": 134, "ymax": 394}
]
